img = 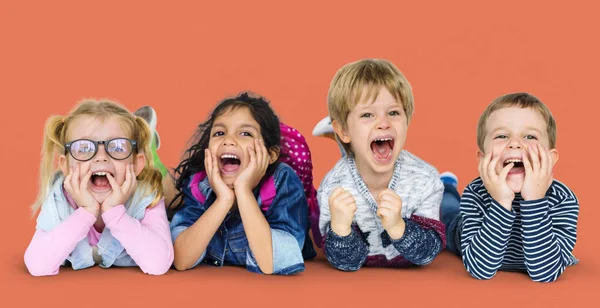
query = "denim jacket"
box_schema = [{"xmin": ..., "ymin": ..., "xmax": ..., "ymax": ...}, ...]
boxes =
[
  {"xmin": 36, "ymin": 172, "xmax": 156, "ymax": 270},
  {"xmin": 170, "ymin": 163, "xmax": 314, "ymax": 275}
]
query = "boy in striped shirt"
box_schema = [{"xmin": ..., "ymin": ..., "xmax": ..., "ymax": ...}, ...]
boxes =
[{"xmin": 442, "ymin": 92, "xmax": 579, "ymax": 282}]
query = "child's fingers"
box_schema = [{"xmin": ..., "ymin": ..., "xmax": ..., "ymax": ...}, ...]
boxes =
[
  {"xmin": 338, "ymin": 193, "xmax": 356, "ymax": 205},
  {"xmin": 379, "ymin": 189, "xmax": 401, "ymax": 202},
  {"xmin": 247, "ymin": 145, "xmax": 256, "ymax": 169},
  {"xmin": 204, "ymin": 149, "xmax": 211, "ymax": 175},
  {"xmin": 105, "ymin": 173, "xmax": 120, "ymax": 193},
  {"xmin": 80, "ymin": 169, "xmax": 93, "ymax": 192},
  {"xmin": 70, "ymin": 164, "xmax": 80, "ymax": 194},
  {"xmin": 255, "ymin": 139, "xmax": 265, "ymax": 166},
  {"xmin": 488, "ymin": 153, "xmax": 501, "ymax": 181},
  {"xmin": 539, "ymin": 144, "xmax": 549, "ymax": 174},
  {"xmin": 529, "ymin": 145, "xmax": 540, "ymax": 173},
  {"xmin": 211, "ymin": 150, "xmax": 220, "ymax": 179},
  {"xmin": 522, "ymin": 149, "xmax": 532, "ymax": 175},
  {"xmin": 129, "ymin": 170, "xmax": 138, "ymax": 195},
  {"xmin": 377, "ymin": 208, "xmax": 392, "ymax": 219},
  {"xmin": 64, "ymin": 168, "xmax": 74, "ymax": 194},
  {"xmin": 330, "ymin": 187, "xmax": 345, "ymax": 199},
  {"xmin": 499, "ymin": 162, "xmax": 514, "ymax": 181},
  {"xmin": 122, "ymin": 164, "xmax": 134, "ymax": 192}
]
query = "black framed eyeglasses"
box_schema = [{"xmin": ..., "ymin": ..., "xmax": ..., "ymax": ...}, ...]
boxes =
[{"xmin": 64, "ymin": 138, "xmax": 137, "ymax": 162}]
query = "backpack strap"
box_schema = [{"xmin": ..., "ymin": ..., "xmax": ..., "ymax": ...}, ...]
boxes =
[
  {"xmin": 189, "ymin": 171, "xmax": 276, "ymax": 211},
  {"xmin": 258, "ymin": 175, "xmax": 276, "ymax": 211},
  {"xmin": 190, "ymin": 171, "xmax": 207, "ymax": 204}
]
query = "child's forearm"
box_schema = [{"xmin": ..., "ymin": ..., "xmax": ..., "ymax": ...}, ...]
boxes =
[
  {"xmin": 521, "ymin": 197, "xmax": 578, "ymax": 282},
  {"xmin": 172, "ymin": 198, "xmax": 230, "ymax": 271},
  {"xmin": 102, "ymin": 201, "xmax": 174, "ymax": 275},
  {"xmin": 236, "ymin": 189, "xmax": 274, "ymax": 274},
  {"xmin": 461, "ymin": 199, "xmax": 515, "ymax": 280},
  {"xmin": 324, "ymin": 223, "xmax": 369, "ymax": 271},
  {"xmin": 24, "ymin": 208, "xmax": 95, "ymax": 276},
  {"xmin": 391, "ymin": 217, "xmax": 444, "ymax": 265}
]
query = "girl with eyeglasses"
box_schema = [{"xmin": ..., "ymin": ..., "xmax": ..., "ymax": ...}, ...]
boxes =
[{"xmin": 24, "ymin": 100, "xmax": 173, "ymax": 276}]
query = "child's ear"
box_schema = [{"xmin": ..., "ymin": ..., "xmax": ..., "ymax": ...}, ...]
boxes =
[
  {"xmin": 268, "ymin": 147, "xmax": 280, "ymax": 164},
  {"xmin": 134, "ymin": 153, "xmax": 146, "ymax": 177},
  {"xmin": 550, "ymin": 148, "xmax": 559, "ymax": 166},
  {"xmin": 59, "ymin": 154, "xmax": 69, "ymax": 175},
  {"xmin": 332, "ymin": 120, "xmax": 351, "ymax": 144},
  {"xmin": 476, "ymin": 150, "xmax": 484, "ymax": 163}
]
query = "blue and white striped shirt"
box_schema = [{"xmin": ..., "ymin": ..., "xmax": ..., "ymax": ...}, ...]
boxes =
[{"xmin": 460, "ymin": 178, "xmax": 579, "ymax": 282}]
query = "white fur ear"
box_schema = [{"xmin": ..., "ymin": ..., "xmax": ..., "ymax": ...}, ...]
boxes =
[
  {"xmin": 332, "ymin": 120, "xmax": 351, "ymax": 144},
  {"xmin": 134, "ymin": 153, "xmax": 146, "ymax": 176}
]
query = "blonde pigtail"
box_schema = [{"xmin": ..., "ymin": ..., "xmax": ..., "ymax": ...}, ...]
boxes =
[{"xmin": 32, "ymin": 115, "xmax": 67, "ymax": 214}]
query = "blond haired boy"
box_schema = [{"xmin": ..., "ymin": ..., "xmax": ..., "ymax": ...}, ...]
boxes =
[{"xmin": 318, "ymin": 59, "xmax": 447, "ymax": 270}]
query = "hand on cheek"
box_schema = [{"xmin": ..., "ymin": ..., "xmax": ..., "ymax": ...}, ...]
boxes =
[
  {"xmin": 102, "ymin": 164, "xmax": 138, "ymax": 212},
  {"xmin": 521, "ymin": 144, "xmax": 553, "ymax": 201},
  {"xmin": 479, "ymin": 151, "xmax": 515, "ymax": 210},
  {"xmin": 64, "ymin": 163, "xmax": 100, "ymax": 216}
]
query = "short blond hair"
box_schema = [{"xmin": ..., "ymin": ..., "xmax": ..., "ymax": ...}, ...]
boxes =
[
  {"xmin": 327, "ymin": 59, "xmax": 414, "ymax": 154},
  {"xmin": 477, "ymin": 92, "xmax": 557, "ymax": 151}
]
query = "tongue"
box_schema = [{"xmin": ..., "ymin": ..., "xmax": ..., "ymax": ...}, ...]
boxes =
[
  {"xmin": 371, "ymin": 141, "xmax": 391, "ymax": 158},
  {"xmin": 223, "ymin": 163, "xmax": 240, "ymax": 172},
  {"xmin": 93, "ymin": 176, "xmax": 110, "ymax": 188}
]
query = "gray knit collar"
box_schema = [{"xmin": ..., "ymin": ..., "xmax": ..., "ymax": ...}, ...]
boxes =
[{"xmin": 346, "ymin": 152, "xmax": 403, "ymax": 213}]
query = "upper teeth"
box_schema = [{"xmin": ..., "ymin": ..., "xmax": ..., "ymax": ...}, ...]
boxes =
[
  {"xmin": 221, "ymin": 154, "xmax": 239, "ymax": 159},
  {"xmin": 375, "ymin": 138, "xmax": 393, "ymax": 142},
  {"xmin": 505, "ymin": 159, "xmax": 522, "ymax": 164},
  {"xmin": 93, "ymin": 172, "xmax": 108, "ymax": 176}
]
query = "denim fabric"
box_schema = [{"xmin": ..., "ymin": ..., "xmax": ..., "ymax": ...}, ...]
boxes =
[
  {"xmin": 440, "ymin": 182, "xmax": 461, "ymax": 256},
  {"xmin": 170, "ymin": 163, "xmax": 314, "ymax": 275}
]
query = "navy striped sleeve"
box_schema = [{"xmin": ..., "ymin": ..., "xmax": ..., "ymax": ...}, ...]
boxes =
[
  {"xmin": 460, "ymin": 181, "xmax": 516, "ymax": 280},
  {"xmin": 521, "ymin": 182, "xmax": 579, "ymax": 282}
]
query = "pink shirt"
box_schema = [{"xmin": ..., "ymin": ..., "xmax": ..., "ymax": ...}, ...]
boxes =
[{"xmin": 24, "ymin": 190, "xmax": 174, "ymax": 276}]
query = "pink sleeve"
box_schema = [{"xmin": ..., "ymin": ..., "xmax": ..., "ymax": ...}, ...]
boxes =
[
  {"xmin": 102, "ymin": 199, "xmax": 174, "ymax": 275},
  {"xmin": 24, "ymin": 208, "xmax": 96, "ymax": 276}
]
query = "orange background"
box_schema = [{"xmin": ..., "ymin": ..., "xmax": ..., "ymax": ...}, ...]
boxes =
[{"xmin": 1, "ymin": 0, "xmax": 598, "ymax": 307}]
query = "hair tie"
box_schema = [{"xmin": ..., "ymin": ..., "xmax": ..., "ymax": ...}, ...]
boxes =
[{"xmin": 61, "ymin": 117, "xmax": 65, "ymax": 123}]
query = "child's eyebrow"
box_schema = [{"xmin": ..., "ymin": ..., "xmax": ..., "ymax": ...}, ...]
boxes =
[
  {"xmin": 239, "ymin": 123, "xmax": 259, "ymax": 131},
  {"xmin": 489, "ymin": 127, "xmax": 545, "ymax": 134},
  {"xmin": 212, "ymin": 122, "xmax": 259, "ymax": 132}
]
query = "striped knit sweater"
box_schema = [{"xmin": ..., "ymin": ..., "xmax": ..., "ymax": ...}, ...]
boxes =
[
  {"xmin": 318, "ymin": 151, "xmax": 445, "ymax": 271},
  {"xmin": 461, "ymin": 178, "xmax": 579, "ymax": 282}
]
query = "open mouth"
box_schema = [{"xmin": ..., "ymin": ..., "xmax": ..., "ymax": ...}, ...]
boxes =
[
  {"xmin": 504, "ymin": 158, "xmax": 525, "ymax": 175},
  {"xmin": 90, "ymin": 171, "xmax": 113, "ymax": 191},
  {"xmin": 370, "ymin": 137, "xmax": 395, "ymax": 163},
  {"xmin": 220, "ymin": 154, "xmax": 241, "ymax": 173}
]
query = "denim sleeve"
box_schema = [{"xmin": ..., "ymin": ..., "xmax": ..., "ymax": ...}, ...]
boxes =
[
  {"xmin": 323, "ymin": 223, "xmax": 369, "ymax": 271},
  {"xmin": 246, "ymin": 166, "xmax": 307, "ymax": 275},
  {"xmin": 169, "ymin": 181, "xmax": 208, "ymax": 268}
]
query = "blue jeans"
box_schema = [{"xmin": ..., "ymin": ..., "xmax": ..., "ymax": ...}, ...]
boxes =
[{"xmin": 441, "ymin": 183, "xmax": 462, "ymax": 256}]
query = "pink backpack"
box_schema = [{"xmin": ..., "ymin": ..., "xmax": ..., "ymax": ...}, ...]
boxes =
[
  {"xmin": 278, "ymin": 123, "xmax": 322, "ymax": 248},
  {"xmin": 189, "ymin": 122, "xmax": 322, "ymax": 248}
]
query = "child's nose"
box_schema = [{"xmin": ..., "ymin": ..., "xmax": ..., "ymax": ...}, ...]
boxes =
[
  {"xmin": 508, "ymin": 138, "xmax": 523, "ymax": 149},
  {"xmin": 376, "ymin": 117, "xmax": 391, "ymax": 129},
  {"xmin": 94, "ymin": 145, "xmax": 109, "ymax": 162},
  {"xmin": 222, "ymin": 135, "xmax": 237, "ymax": 146}
]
